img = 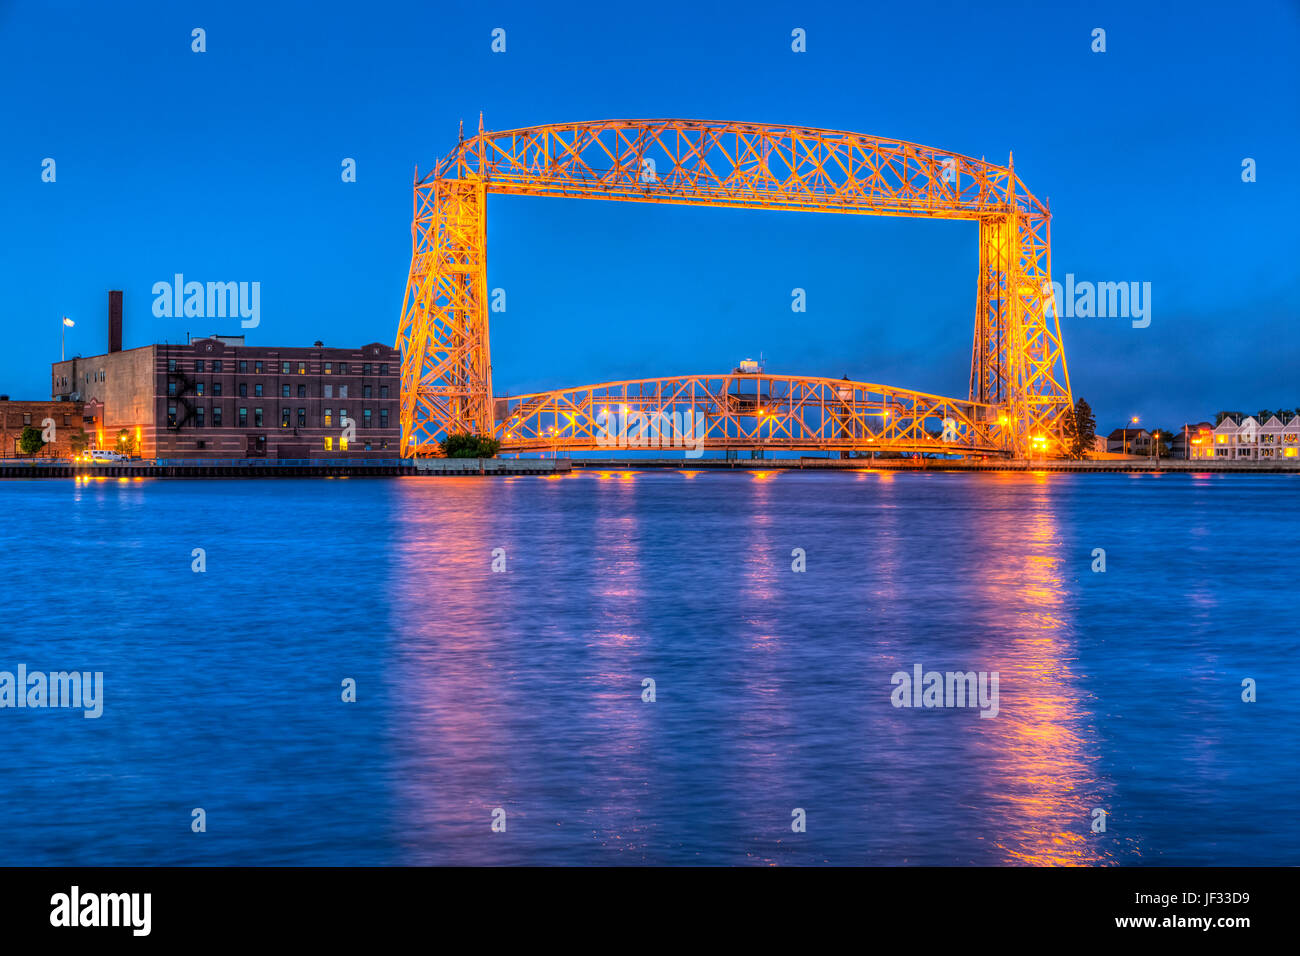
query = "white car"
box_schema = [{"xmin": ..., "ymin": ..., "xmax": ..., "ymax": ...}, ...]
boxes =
[{"xmin": 84, "ymin": 449, "xmax": 129, "ymax": 463}]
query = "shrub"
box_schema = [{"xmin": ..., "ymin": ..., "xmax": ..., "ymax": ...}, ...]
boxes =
[{"xmin": 439, "ymin": 433, "xmax": 501, "ymax": 458}]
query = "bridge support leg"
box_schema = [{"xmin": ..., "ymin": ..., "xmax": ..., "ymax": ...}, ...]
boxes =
[
  {"xmin": 970, "ymin": 213, "xmax": 1072, "ymax": 457},
  {"xmin": 396, "ymin": 178, "xmax": 493, "ymax": 456}
]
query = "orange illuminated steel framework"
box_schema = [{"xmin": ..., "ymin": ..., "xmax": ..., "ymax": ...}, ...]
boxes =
[{"xmin": 396, "ymin": 119, "xmax": 1072, "ymax": 458}]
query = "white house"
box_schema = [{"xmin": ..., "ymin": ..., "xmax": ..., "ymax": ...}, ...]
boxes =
[{"xmin": 1197, "ymin": 414, "xmax": 1300, "ymax": 460}]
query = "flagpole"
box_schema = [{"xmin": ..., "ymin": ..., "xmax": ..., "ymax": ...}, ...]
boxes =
[{"xmin": 61, "ymin": 316, "xmax": 65, "ymax": 362}]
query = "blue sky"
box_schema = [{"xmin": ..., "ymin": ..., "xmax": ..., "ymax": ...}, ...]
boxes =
[{"xmin": 1, "ymin": 0, "xmax": 1297, "ymax": 429}]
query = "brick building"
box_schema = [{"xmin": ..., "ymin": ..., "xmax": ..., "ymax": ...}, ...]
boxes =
[
  {"xmin": 0, "ymin": 399, "xmax": 87, "ymax": 458},
  {"xmin": 50, "ymin": 292, "xmax": 402, "ymax": 459}
]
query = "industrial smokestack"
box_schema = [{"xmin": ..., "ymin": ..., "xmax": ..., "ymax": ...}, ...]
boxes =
[{"xmin": 108, "ymin": 290, "xmax": 123, "ymax": 353}]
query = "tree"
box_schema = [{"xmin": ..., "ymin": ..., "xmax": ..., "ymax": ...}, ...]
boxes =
[
  {"xmin": 17, "ymin": 425, "xmax": 45, "ymax": 456},
  {"xmin": 68, "ymin": 429, "xmax": 89, "ymax": 457},
  {"xmin": 1065, "ymin": 397, "xmax": 1097, "ymax": 459},
  {"xmin": 115, "ymin": 428, "xmax": 136, "ymax": 456},
  {"xmin": 1149, "ymin": 428, "xmax": 1173, "ymax": 458},
  {"xmin": 439, "ymin": 433, "xmax": 500, "ymax": 458}
]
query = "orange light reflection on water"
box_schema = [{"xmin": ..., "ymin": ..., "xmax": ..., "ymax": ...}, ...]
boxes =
[{"xmin": 973, "ymin": 478, "xmax": 1123, "ymax": 865}]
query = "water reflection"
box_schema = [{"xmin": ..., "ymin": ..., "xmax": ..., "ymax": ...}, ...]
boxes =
[
  {"xmin": 971, "ymin": 477, "xmax": 1117, "ymax": 865},
  {"xmin": 372, "ymin": 471, "xmax": 1285, "ymax": 865},
  {"xmin": 5, "ymin": 472, "xmax": 1295, "ymax": 865}
]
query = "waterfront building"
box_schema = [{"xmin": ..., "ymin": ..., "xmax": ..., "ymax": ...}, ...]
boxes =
[
  {"xmin": 1198, "ymin": 414, "xmax": 1300, "ymax": 460},
  {"xmin": 49, "ymin": 292, "xmax": 401, "ymax": 459},
  {"xmin": 1106, "ymin": 428, "xmax": 1151, "ymax": 455},
  {"xmin": 0, "ymin": 398, "xmax": 87, "ymax": 458},
  {"xmin": 1175, "ymin": 422, "xmax": 1215, "ymax": 459},
  {"xmin": 1256, "ymin": 415, "xmax": 1299, "ymax": 460}
]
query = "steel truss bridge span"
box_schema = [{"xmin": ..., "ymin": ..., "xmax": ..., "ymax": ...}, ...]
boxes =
[
  {"xmin": 497, "ymin": 373, "xmax": 1007, "ymax": 456},
  {"xmin": 396, "ymin": 118, "xmax": 1072, "ymax": 458}
]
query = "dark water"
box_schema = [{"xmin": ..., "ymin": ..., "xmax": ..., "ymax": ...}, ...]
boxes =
[{"xmin": 0, "ymin": 470, "xmax": 1296, "ymax": 865}]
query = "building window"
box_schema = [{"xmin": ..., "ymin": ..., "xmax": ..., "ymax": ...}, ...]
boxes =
[
  {"xmin": 339, "ymin": 363, "xmax": 348, "ymax": 375},
  {"xmin": 22, "ymin": 413, "xmax": 31, "ymax": 425},
  {"xmin": 255, "ymin": 361, "xmax": 263, "ymax": 373},
  {"xmin": 281, "ymin": 384, "xmax": 290, "ymax": 398},
  {"xmin": 298, "ymin": 362, "xmax": 306, "ymax": 374},
  {"xmin": 324, "ymin": 408, "xmax": 333, "ymax": 427},
  {"xmin": 168, "ymin": 381, "xmax": 177, "ymax": 397},
  {"xmin": 63, "ymin": 414, "xmax": 70, "ymax": 426},
  {"xmin": 195, "ymin": 360, "xmax": 205, "ymax": 372},
  {"xmin": 254, "ymin": 408, "xmax": 263, "ymax": 428},
  {"xmin": 379, "ymin": 364, "xmax": 388, "ymax": 375},
  {"xmin": 167, "ymin": 406, "xmax": 177, "ymax": 426},
  {"xmin": 282, "ymin": 361, "xmax": 290, "ymax": 374},
  {"xmin": 379, "ymin": 408, "xmax": 389, "ymax": 428},
  {"xmin": 212, "ymin": 360, "xmax": 223, "ymax": 372},
  {"xmin": 324, "ymin": 436, "xmax": 333, "ymax": 450},
  {"xmin": 168, "ymin": 358, "xmax": 177, "ymax": 372},
  {"xmin": 254, "ymin": 383, "xmax": 263, "ymax": 398},
  {"xmin": 324, "ymin": 384, "xmax": 333, "ymax": 399},
  {"xmin": 324, "ymin": 363, "xmax": 332, "ymax": 375},
  {"xmin": 296, "ymin": 384, "xmax": 305, "ymax": 398},
  {"xmin": 239, "ymin": 407, "xmax": 248, "ymax": 427},
  {"xmin": 195, "ymin": 407, "xmax": 205, "ymax": 428},
  {"xmin": 363, "ymin": 385, "xmax": 372, "ymax": 398},
  {"xmin": 238, "ymin": 383, "xmax": 246, "ymax": 397},
  {"xmin": 239, "ymin": 360, "xmax": 247, "ymax": 373},
  {"xmin": 338, "ymin": 385, "xmax": 348, "ymax": 398},
  {"xmin": 363, "ymin": 363, "xmax": 372, "ymax": 375},
  {"xmin": 213, "ymin": 407, "xmax": 222, "ymax": 426},
  {"xmin": 339, "ymin": 408, "xmax": 348, "ymax": 428},
  {"xmin": 213, "ymin": 382, "xmax": 222, "ymax": 396},
  {"xmin": 340, "ymin": 436, "xmax": 349, "ymax": 451},
  {"xmin": 297, "ymin": 408, "xmax": 306, "ymax": 426},
  {"xmin": 380, "ymin": 385, "xmax": 389, "ymax": 398},
  {"xmin": 196, "ymin": 383, "xmax": 205, "ymax": 396},
  {"xmin": 363, "ymin": 408, "xmax": 372, "ymax": 427},
  {"xmin": 281, "ymin": 408, "xmax": 291, "ymax": 428}
]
